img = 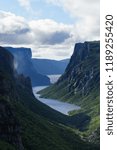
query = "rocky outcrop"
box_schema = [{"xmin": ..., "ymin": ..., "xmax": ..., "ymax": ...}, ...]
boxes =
[
  {"xmin": 40, "ymin": 41, "xmax": 100, "ymax": 102},
  {"xmin": 58, "ymin": 41, "xmax": 100, "ymax": 96},
  {"xmin": 88, "ymin": 128, "xmax": 100, "ymax": 144},
  {"xmin": 6, "ymin": 47, "xmax": 50, "ymax": 86}
]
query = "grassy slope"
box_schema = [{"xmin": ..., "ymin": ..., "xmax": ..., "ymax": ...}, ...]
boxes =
[
  {"xmin": 14, "ymin": 101, "xmax": 99, "ymax": 150},
  {"xmin": 39, "ymin": 42, "xmax": 100, "ymax": 137},
  {"xmin": 0, "ymin": 140, "xmax": 15, "ymax": 150},
  {"xmin": 0, "ymin": 46, "xmax": 99, "ymax": 149},
  {"xmin": 39, "ymin": 83, "xmax": 100, "ymax": 135},
  {"xmin": 0, "ymin": 80, "xmax": 99, "ymax": 149},
  {"xmin": 13, "ymin": 83, "xmax": 99, "ymax": 150},
  {"xmin": 0, "ymin": 84, "xmax": 99, "ymax": 150}
]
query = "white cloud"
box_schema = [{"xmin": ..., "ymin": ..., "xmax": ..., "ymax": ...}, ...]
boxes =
[
  {"xmin": 29, "ymin": 19, "xmax": 72, "ymax": 45},
  {"xmin": 18, "ymin": 0, "xmax": 31, "ymax": 10},
  {"xmin": 0, "ymin": 0, "xmax": 100, "ymax": 60},
  {"xmin": 0, "ymin": 11, "xmax": 31, "ymax": 46},
  {"xmin": 31, "ymin": 44, "xmax": 73, "ymax": 60},
  {"xmin": 47, "ymin": 0, "xmax": 100, "ymax": 41},
  {"xmin": 0, "ymin": 11, "xmax": 29, "ymax": 34},
  {"xmin": 0, "ymin": 1, "xmax": 100, "ymax": 59},
  {"xmin": 47, "ymin": 0, "xmax": 99, "ymax": 18},
  {"xmin": 0, "ymin": 11, "xmax": 74, "ymax": 59}
]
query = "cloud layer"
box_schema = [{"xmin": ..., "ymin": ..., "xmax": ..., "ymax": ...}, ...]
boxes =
[
  {"xmin": 0, "ymin": 11, "xmax": 74, "ymax": 59},
  {"xmin": 0, "ymin": 0, "xmax": 100, "ymax": 60},
  {"xmin": 47, "ymin": 0, "xmax": 100, "ymax": 41}
]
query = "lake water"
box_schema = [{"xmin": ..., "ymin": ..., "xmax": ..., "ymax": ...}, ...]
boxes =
[{"xmin": 33, "ymin": 86, "xmax": 80, "ymax": 115}]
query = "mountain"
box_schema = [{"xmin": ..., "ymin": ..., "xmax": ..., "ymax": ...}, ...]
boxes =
[
  {"xmin": 5, "ymin": 47, "xmax": 50, "ymax": 86},
  {"xmin": 32, "ymin": 58, "xmax": 69, "ymax": 75},
  {"xmin": 0, "ymin": 47, "xmax": 99, "ymax": 149},
  {"xmin": 39, "ymin": 41, "xmax": 100, "ymax": 141},
  {"xmin": 0, "ymin": 47, "xmax": 24, "ymax": 149}
]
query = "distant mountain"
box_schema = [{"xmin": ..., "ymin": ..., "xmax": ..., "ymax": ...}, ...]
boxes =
[
  {"xmin": 32, "ymin": 58, "xmax": 69, "ymax": 75},
  {"xmin": 0, "ymin": 47, "xmax": 99, "ymax": 149},
  {"xmin": 39, "ymin": 41, "xmax": 100, "ymax": 144},
  {"xmin": 5, "ymin": 47, "xmax": 50, "ymax": 86}
]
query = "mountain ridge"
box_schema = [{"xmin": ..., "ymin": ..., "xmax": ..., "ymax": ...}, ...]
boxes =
[
  {"xmin": 0, "ymin": 46, "xmax": 99, "ymax": 149},
  {"xmin": 39, "ymin": 41, "xmax": 100, "ymax": 141}
]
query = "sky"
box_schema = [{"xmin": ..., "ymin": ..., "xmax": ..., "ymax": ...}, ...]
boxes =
[{"xmin": 0, "ymin": 0, "xmax": 100, "ymax": 60}]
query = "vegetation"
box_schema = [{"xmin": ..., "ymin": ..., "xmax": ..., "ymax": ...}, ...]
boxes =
[
  {"xmin": 39, "ymin": 41, "xmax": 100, "ymax": 141},
  {"xmin": 0, "ymin": 46, "xmax": 99, "ymax": 149},
  {"xmin": 0, "ymin": 140, "xmax": 15, "ymax": 150}
]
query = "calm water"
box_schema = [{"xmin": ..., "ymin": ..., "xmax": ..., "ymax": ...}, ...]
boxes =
[{"xmin": 33, "ymin": 86, "xmax": 80, "ymax": 115}]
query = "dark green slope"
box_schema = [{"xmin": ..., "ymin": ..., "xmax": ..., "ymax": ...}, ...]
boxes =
[
  {"xmin": 0, "ymin": 47, "xmax": 99, "ymax": 149},
  {"xmin": 39, "ymin": 41, "xmax": 100, "ymax": 139}
]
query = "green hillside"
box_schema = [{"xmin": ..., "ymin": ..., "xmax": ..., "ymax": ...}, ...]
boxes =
[
  {"xmin": 0, "ymin": 46, "xmax": 99, "ymax": 149},
  {"xmin": 39, "ymin": 41, "xmax": 100, "ymax": 139}
]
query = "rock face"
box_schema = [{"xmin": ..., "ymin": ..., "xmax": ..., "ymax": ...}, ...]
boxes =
[
  {"xmin": 40, "ymin": 41, "xmax": 100, "ymax": 102},
  {"xmin": 32, "ymin": 58, "xmax": 69, "ymax": 75},
  {"xmin": 0, "ymin": 46, "xmax": 99, "ymax": 150},
  {"xmin": 6, "ymin": 47, "xmax": 50, "ymax": 86},
  {"xmin": 0, "ymin": 47, "xmax": 99, "ymax": 150},
  {"xmin": 39, "ymin": 41, "xmax": 100, "ymax": 143},
  {"xmin": 58, "ymin": 41, "xmax": 100, "ymax": 97},
  {"xmin": 0, "ymin": 47, "xmax": 24, "ymax": 149}
]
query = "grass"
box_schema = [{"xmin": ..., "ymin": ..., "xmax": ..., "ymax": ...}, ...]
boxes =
[
  {"xmin": 0, "ymin": 44, "xmax": 100, "ymax": 149},
  {"xmin": 0, "ymin": 140, "xmax": 15, "ymax": 150},
  {"xmin": 38, "ymin": 41, "xmax": 100, "ymax": 140}
]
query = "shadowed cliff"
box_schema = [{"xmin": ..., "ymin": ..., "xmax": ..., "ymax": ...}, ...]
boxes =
[
  {"xmin": 5, "ymin": 47, "xmax": 50, "ymax": 86},
  {"xmin": 0, "ymin": 46, "xmax": 99, "ymax": 149}
]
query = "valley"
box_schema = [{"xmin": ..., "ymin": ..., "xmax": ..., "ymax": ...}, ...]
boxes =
[
  {"xmin": 0, "ymin": 42, "xmax": 100, "ymax": 150},
  {"xmin": 39, "ymin": 41, "xmax": 100, "ymax": 139}
]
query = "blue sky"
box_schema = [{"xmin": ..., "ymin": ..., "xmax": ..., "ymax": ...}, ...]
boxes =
[
  {"xmin": 0, "ymin": 0, "xmax": 100, "ymax": 60},
  {"xmin": 0, "ymin": 0, "xmax": 74, "ymax": 23}
]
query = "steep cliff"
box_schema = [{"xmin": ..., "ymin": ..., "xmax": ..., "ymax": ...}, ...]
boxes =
[
  {"xmin": 0, "ymin": 47, "xmax": 24, "ymax": 149},
  {"xmin": 0, "ymin": 47, "xmax": 99, "ymax": 149},
  {"xmin": 58, "ymin": 41, "xmax": 100, "ymax": 98},
  {"xmin": 6, "ymin": 47, "xmax": 50, "ymax": 86},
  {"xmin": 39, "ymin": 41, "xmax": 100, "ymax": 139}
]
